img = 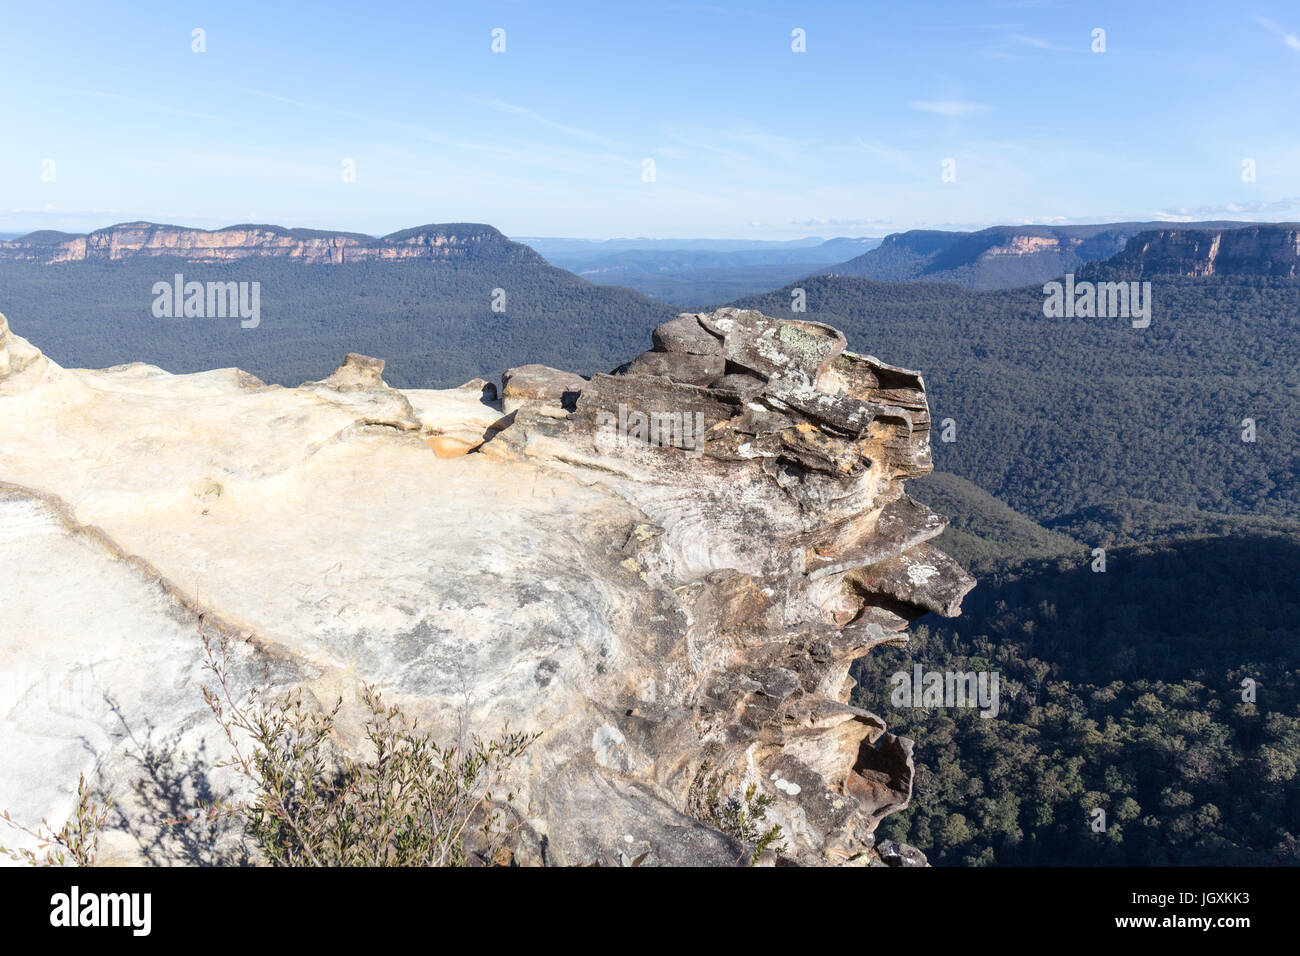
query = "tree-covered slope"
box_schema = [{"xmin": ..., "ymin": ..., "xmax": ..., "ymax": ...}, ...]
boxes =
[
  {"xmin": 914, "ymin": 471, "xmax": 1080, "ymax": 573},
  {"xmin": 0, "ymin": 257, "xmax": 675, "ymax": 388},
  {"xmin": 734, "ymin": 274, "xmax": 1300, "ymax": 523},
  {"xmin": 853, "ymin": 531, "xmax": 1300, "ymax": 866}
]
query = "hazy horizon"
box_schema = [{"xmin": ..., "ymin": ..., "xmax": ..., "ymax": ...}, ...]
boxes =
[{"xmin": 4, "ymin": 216, "xmax": 1294, "ymax": 246}]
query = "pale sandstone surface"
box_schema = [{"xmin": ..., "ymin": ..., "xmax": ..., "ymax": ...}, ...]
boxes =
[{"xmin": 0, "ymin": 307, "xmax": 972, "ymax": 866}]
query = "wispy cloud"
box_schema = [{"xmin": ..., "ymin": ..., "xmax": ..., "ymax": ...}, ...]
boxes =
[
  {"xmin": 230, "ymin": 86, "xmax": 631, "ymax": 175},
  {"xmin": 790, "ymin": 217, "xmax": 885, "ymax": 228},
  {"xmin": 908, "ymin": 100, "xmax": 988, "ymax": 117},
  {"xmin": 232, "ymin": 87, "xmax": 318, "ymax": 110},
  {"xmin": 1007, "ymin": 33, "xmax": 1068, "ymax": 52},
  {"xmin": 1256, "ymin": 17, "xmax": 1300, "ymax": 51},
  {"xmin": 0, "ymin": 204, "xmax": 124, "ymax": 216},
  {"xmin": 467, "ymin": 97, "xmax": 619, "ymax": 149},
  {"xmin": 42, "ymin": 86, "xmax": 220, "ymax": 121},
  {"xmin": 855, "ymin": 138, "xmax": 915, "ymax": 176},
  {"xmin": 1155, "ymin": 198, "xmax": 1300, "ymax": 221}
]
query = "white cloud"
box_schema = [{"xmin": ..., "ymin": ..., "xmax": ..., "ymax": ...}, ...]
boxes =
[
  {"xmin": 44, "ymin": 86, "xmax": 220, "ymax": 121},
  {"xmin": 467, "ymin": 97, "xmax": 620, "ymax": 149},
  {"xmin": 1257, "ymin": 17, "xmax": 1300, "ymax": 52},
  {"xmin": 790, "ymin": 216, "xmax": 884, "ymax": 228},
  {"xmin": 1007, "ymin": 34, "xmax": 1067, "ymax": 52},
  {"xmin": 1154, "ymin": 198, "xmax": 1300, "ymax": 220}
]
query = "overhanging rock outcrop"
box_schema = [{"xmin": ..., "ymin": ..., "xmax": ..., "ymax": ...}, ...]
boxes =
[
  {"xmin": 0, "ymin": 307, "xmax": 972, "ymax": 866},
  {"xmin": 488, "ymin": 308, "xmax": 973, "ymax": 862}
]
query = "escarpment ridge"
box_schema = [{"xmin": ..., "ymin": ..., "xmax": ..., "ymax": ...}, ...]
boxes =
[
  {"xmin": 0, "ymin": 221, "xmax": 539, "ymax": 265},
  {"xmin": 0, "ymin": 307, "xmax": 972, "ymax": 866},
  {"xmin": 1093, "ymin": 224, "xmax": 1300, "ymax": 278}
]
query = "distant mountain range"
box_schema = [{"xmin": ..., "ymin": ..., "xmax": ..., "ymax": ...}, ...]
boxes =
[
  {"xmin": 8, "ymin": 220, "xmax": 1299, "ymax": 302},
  {"xmin": 513, "ymin": 235, "xmax": 882, "ymax": 307},
  {"xmin": 0, "ymin": 225, "xmax": 883, "ymax": 308},
  {"xmin": 0, "ymin": 222, "xmax": 675, "ymax": 387},
  {"xmin": 0, "ymin": 221, "xmax": 537, "ymax": 265},
  {"xmin": 572, "ymin": 221, "xmax": 1300, "ymax": 303},
  {"xmin": 4, "ymin": 218, "xmax": 1298, "ymax": 474},
  {"xmin": 522, "ymin": 235, "xmax": 880, "ymax": 269},
  {"xmin": 823, "ymin": 221, "xmax": 1270, "ymax": 290},
  {"xmin": 518, "ymin": 235, "xmax": 877, "ymax": 259}
]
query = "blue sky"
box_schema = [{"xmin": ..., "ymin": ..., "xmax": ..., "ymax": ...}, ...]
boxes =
[{"xmin": 2, "ymin": 0, "xmax": 1298, "ymax": 238}]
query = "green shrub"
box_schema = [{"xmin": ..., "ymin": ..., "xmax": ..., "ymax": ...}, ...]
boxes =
[
  {"xmin": 687, "ymin": 755, "xmax": 787, "ymax": 865},
  {"xmin": 200, "ymin": 630, "xmax": 538, "ymax": 866},
  {"xmin": 1, "ymin": 774, "xmax": 111, "ymax": 867}
]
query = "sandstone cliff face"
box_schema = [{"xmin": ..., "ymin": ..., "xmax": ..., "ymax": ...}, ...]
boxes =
[
  {"xmin": 982, "ymin": 234, "xmax": 1078, "ymax": 258},
  {"xmin": 0, "ymin": 222, "xmax": 528, "ymax": 265},
  {"xmin": 1105, "ymin": 225, "xmax": 1300, "ymax": 277},
  {"xmin": 832, "ymin": 222, "xmax": 1270, "ymax": 289},
  {"xmin": 0, "ymin": 307, "xmax": 972, "ymax": 866}
]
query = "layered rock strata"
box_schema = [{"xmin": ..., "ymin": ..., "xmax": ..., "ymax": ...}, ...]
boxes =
[
  {"xmin": 0, "ymin": 222, "xmax": 523, "ymax": 265},
  {"xmin": 1100, "ymin": 224, "xmax": 1300, "ymax": 278}
]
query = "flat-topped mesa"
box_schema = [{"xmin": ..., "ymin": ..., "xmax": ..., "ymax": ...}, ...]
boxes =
[
  {"xmin": 490, "ymin": 307, "xmax": 973, "ymax": 863},
  {"xmin": 0, "ymin": 221, "xmax": 534, "ymax": 265}
]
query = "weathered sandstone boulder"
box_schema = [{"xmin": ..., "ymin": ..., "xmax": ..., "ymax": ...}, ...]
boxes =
[
  {"xmin": 0, "ymin": 307, "xmax": 972, "ymax": 866},
  {"xmin": 500, "ymin": 363, "xmax": 586, "ymax": 415}
]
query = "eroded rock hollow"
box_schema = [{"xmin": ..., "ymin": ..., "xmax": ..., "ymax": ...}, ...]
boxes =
[{"xmin": 0, "ymin": 307, "xmax": 972, "ymax": 866}]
